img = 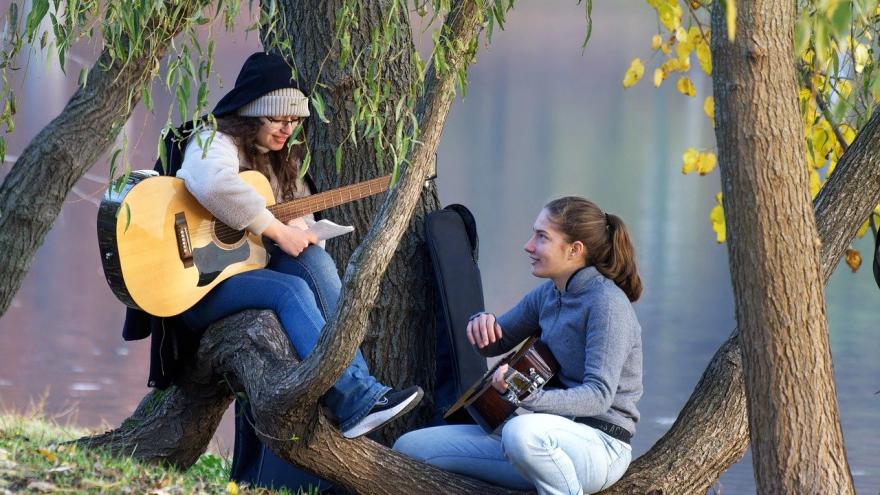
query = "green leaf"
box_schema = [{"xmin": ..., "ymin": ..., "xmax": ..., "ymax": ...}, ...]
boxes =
[
  {"xmin": 78, "ymin": 67, "xmax": 89, "ymax": 88},
  {"xmin": 794, "ymin": 15, "xmax": 811, "ymax": 56},
  {"xmin": 299, "ymin": 151, "xmax": 312, "ymax": 178},
  {"xmin": 311, "ymin": 91, "xmax": 331, "ymax": 123},
  {"xmin": 829, "ymin": 0, "xmax": 852, "ymax": 38},
  {"xmin": 579, "ymin": 0, "xmax": 593, "ymax": 50},
  {"xmin": 123, "ymin": 202, "xmax": 132, "ymax": 233},
  {"xmin": 25, "ymin": 0, "xmax": 49, "ymax": 42},
  {"xmin": 158, "ymin": 133, "xmax": 168, "ymax": 174}
]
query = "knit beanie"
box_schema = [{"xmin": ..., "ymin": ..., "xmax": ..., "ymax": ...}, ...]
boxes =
[
  {"xmin": 212, "ymin": 52, "xmax": 309, "ymax": 118},
  {"xmin": 237, "ymin": 87, "xmax": 311, "ymax": 118}
]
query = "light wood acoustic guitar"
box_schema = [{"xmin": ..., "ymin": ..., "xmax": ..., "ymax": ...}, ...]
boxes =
[
  {"xmin": 444, "ymin": 336, "xmax": 559, "ymax": 432},
  {"xmin": 97, "ymin": 170, "xmax": 390, "ymax": 317}
]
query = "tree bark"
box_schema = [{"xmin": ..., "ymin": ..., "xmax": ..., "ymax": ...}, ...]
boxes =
[
  {"xmin": 602, "ymin": 105, "xmax": 880, "ymax": 494},
  {"xmin": 274, "ymin": 0, "xmax": 442, "ymax": 442},
  {"xmin": 83, "ymin": 310, "xmax": 527, "ymax": 494},
  {"xmin": 0, "ymin": 1, "xmax": 201, "ymax": 317},
  {"xmin": 710, "ymin": 0, "xmax": 854, "ymax": 492}
]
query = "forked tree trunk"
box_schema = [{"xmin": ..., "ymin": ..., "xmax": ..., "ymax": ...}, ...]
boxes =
[
  {"xmin": 274, "ymin": 0, "xmax": 441, "ymax": 442},
  {"xmin": 710, "ymin": 0, "xmax": 854, "ymax": 492}
]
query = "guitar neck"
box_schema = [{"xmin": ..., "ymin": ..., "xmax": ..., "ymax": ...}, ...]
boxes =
[{"xmin": 268, "ymin": 175, "xmax": 391, "ymax": 222}]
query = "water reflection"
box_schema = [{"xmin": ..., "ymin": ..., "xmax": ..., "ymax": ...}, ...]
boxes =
[{"xmin": 1, "ymin": 2, "xmax": 878, "ymax": 494}]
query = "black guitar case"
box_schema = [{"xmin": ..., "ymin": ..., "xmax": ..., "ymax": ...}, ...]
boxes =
[{"xmin": 425, "ymin": 204, "xmax": 490, "ymax": 424}]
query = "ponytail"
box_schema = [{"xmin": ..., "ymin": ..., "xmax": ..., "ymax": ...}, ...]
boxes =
[
  {"xmin": 544, "ymin": 197, "xmax": 642, "ymax": 302},
  {"xmin": 596, "ymin": 213, "xmax": 642, "ymax": 302}
]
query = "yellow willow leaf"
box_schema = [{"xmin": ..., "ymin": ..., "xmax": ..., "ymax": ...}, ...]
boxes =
[
  {"xmin": 682, "ymin": 147, "xmax": 699, "ymax": 174},
  {"xmin": 36, "ymin": 448, "xmax": 57, "ymax": 464},
  {"xmin": 661, "ymin": 58, "xmax": 684, "ymax": 73},
  {"xmin": 675, "ymin": 26, "xmax": 687, "ymax": 42},
  {"xmin": 845, "ymin": 248, "xmax": 862, "ymax": 272},
  {"xmin": 808, "ymin": 124, "xmax": 830, "ymax": 167},
  {"xmin": 687, "ymin": 25, "xmax": 703, "ymax": 44},
  {"xmin": 675, "ymin": 41, "xmax": 693, "ymax": 65},
  {"xmin": 653, "ymin": 68, "xmax": 665, "ymax": 87},
  {"xmin": 837, "ymin": 79, "xmax": 852, "ymax": 99},
  {"xmin": 676, "ymin": 76, "xmax": 697, "ymax": 97},
  {"xmin": 840, "ymin": 123, "xmax": 856, "ymax": 145},
  {"xmin": 809, "ymin": 167, "xmax": 821, "ymax": 197},
  {"xmin": 704, "ymin": 96, "xmax": 715, "ymax": 123},
  {"xmin": 649, "ymin": 0, "xmax": 683, "ymax": 31},
  {"xmin": 710, "ymin": 194, "xmax": 726, "ymax": 243},
  {"xmin": 697, "ymin": 151, "xmax": 717, "ymax": 175},
  {"xmin": 696, "ymin": 41, "xmax": 712, "ymax": 74},
  {"xmin": 798, "ymin": 87, "xmax": 812, "ymax": 105},
  {"xmin": 622, "ymin": 58, "xmax": 645, "ymax": 89},
  {"xmin": 854, "ymin": 43, "xmax": 870, "ymax": 73},
  {"xmin": 856, "ymin": 218, "xmax": 871, "ymax": 238},
  {"xmin": 652, "ymin": 34, "xmax": 663, "ymax": 50},
  {"xmin": 726, "ymin": 0, "xmax": 737, "ymax": 41},
  {"xmin": 227, "ymin": 481, "xmax": 240, "ymax": 495},
  {"xmin": 660, "ymin": 42, "xmax": 671, "ymax": 55}
]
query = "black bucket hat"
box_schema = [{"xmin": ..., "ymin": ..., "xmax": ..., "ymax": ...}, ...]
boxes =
[{"xmin": 212, "ymin": 52, "xmax": 306, "ymax": 117}]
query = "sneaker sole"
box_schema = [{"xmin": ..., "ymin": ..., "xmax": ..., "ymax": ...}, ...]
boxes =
[{"xmin": 342, "ymin": 388, "xmax": 424, "ymax": 439}]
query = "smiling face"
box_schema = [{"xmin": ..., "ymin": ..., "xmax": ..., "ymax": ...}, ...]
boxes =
[
  {"xmin": 255, "ymin": 116, "xmax": 302, "ymax": 151},
  {"xmin": 524, "ymin": 208, "xmax": 587, "ymax": 290}
]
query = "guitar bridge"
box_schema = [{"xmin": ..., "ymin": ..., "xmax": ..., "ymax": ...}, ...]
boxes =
[
  {"xmin": 174, "ymin": 212, "xmax": 194, "ymax": 268},
  {"xmin": 504, "ymin": 367, "xmax": 546, "ymax": 405}
]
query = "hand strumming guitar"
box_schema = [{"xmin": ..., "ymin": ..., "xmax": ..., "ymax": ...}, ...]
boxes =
[{"xmin": 263, "ymin": 218, "xmax": 318, "ymax": 257}]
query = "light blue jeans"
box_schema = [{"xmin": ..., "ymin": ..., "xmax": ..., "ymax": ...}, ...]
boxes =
[
  {"xmin": 181, "ymin": 245, "xmax": 389, "ymax": 431},
  {"xmin": 393, "ymin": 413, "xmax": 632, "ymax": 495}
]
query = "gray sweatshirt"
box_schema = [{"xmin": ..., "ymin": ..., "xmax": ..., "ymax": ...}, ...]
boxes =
[{"xmin": 483, "ymin": 266, "xmax": 643, "ymax": 435}]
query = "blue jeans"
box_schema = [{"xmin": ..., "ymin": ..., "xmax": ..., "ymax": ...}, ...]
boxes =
[
  {"xmin": 181, "ymin": 245, "xmax": 389, "ymax": 431},
  {"xmin": 393, "ymin": 414, "xmax": 632, "ymax": 495}
]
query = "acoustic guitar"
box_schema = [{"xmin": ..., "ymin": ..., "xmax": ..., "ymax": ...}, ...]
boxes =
[
  {"xmin": 444, "ymin": 336, "xmax": 559, "ymax": 433},
  {"xmin": 97, "ymin": 170, "xmax": 390, "ymax": 317}
]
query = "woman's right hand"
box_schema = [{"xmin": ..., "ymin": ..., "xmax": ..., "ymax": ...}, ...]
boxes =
[
  {"xmin": 263, "ymin": 219, "xmax": 318, "ymax": 257},
  {"xmin": 467, "ymin": 313, "xmax": 503, "ymax": 349}
]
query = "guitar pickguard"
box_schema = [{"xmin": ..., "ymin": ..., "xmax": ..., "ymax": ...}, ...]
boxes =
[{"xmin": 192, "ymin": 241, "xmax": 251, "ymax": 287}]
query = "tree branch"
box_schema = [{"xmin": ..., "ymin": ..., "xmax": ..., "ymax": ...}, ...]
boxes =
[{"xmin": 0, "ymin": 1, "xmax": 202, "ymax": 317}]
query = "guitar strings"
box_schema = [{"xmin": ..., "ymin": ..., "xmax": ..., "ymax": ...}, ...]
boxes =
[{"xmin": 179, "ymin": 178, "xmax": 389, "ymax": 240}]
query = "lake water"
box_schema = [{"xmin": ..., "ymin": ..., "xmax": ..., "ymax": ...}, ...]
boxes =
[{"xmin": 1, "ymin": 2, "xmax": 878, "ymax": 493}]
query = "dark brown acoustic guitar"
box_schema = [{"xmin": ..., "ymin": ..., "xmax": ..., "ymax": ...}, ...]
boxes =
[{"xmin": 444, "ymin": 336, "xmax": 559, "ymax": 433}]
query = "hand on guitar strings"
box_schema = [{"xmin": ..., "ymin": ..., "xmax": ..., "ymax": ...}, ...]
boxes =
[
  {"xmin": 492, "ymin": 364, "xmax": 509, "ymax": 393},
  {"xmin": 466, "ymin": 312, "xmax": 503, "ymax": 348},
  {"xmin": 263, "ymin": 218, "xmax": 319, "ymax": 257}
]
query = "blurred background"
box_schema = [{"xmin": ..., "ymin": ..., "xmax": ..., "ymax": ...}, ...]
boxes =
[{"xmin": 1, "ymin": 2, "xmax": 878, "ymax": 493}]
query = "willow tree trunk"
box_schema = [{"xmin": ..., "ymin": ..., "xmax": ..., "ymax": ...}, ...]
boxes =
[
  {"xmin": 275, "ymin": 0, "xmax": 441, "ymax": 442},
  {"xmin": 711, "ymin": 1, "xmax": 854, "ymax": 492},
  {"xmin": 0, "ymin": 0, "xmax": 201, "ymax": 317}
]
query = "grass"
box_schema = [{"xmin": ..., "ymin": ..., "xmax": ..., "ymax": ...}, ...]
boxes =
[{"xmin": 0, "ymin": 412, "xmax": 316, "ymax": 494}]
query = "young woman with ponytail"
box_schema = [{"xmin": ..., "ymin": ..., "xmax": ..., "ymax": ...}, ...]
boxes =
[{"xmin": 394, "ymin": 196, "xmax": 643, "ymax": 495}]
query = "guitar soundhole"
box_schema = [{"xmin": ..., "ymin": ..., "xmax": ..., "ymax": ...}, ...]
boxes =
[{"xmin": 212, "ymin": 222, "xmax": 246, "ymax": 247}]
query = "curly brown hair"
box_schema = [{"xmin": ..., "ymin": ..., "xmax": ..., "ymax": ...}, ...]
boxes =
[{"xmin": 215, "ymin": 115, "xmax": 305, "ymax": 199}]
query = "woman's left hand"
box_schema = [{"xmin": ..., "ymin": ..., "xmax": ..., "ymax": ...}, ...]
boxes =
[{"xmin": 492, "ymin": 364, "xmax": 509, "ymax": 393}]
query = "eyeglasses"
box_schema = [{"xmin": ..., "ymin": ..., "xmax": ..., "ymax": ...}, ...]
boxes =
[{"xmin": 263, "ymin": 117, "xmax": 302, "ymax": 130}]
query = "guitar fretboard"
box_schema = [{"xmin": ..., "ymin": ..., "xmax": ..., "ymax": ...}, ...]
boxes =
[{"xmin": 267, "ymin": 175, "xmax": 391, "ymax": 222}]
